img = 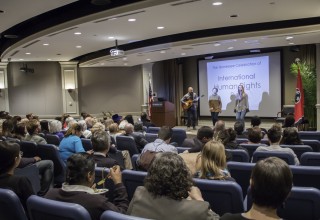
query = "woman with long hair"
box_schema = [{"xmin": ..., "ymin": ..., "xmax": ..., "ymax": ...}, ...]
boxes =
[{"xmin": 234, "ymin": 85, "xmax": 249, "ymax": 121}]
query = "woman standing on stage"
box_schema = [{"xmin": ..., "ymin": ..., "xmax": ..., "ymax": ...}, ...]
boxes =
[
  {"xmin": 208, "ymin": 88, "xmax": 222, "ymax": 126},
  {"xmin": 234, "ymin": 85, "xmax": 249, "ymax": 121}
]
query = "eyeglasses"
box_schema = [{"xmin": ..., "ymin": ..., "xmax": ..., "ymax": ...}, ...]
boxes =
[{"xmin": 19, "ymin": 151, "xmax": 23, "ymax": 157}]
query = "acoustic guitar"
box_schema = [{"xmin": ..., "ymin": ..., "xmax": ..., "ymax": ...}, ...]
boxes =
[{"xmin": 181, "ymin": 95, "xmax": 204, "ymax": 110}]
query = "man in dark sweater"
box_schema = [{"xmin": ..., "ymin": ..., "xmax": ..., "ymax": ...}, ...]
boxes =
[{"xmin": 181, "ymin": 126, "xmax": 213, "ymax": 153}]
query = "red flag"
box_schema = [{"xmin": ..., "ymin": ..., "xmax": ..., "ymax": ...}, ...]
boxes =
[
  {"xmin": 148, "ymin": 79, "xmax": 153, "ymax": 118},
  {"xmin": 294, "ymin": 67, "xmax": 304, "ymax": 125}
]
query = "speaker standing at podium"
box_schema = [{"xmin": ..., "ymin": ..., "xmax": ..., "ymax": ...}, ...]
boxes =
[{"xmin": 181, "ymin": 87, "xmax": 199, "ymax": 130}]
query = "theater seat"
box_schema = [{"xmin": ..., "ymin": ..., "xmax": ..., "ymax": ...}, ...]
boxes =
[
  {"xmin": 0, "ymin": 188, "xmax": 28, "ymax": 220},
  {"xmin": 290, "ymin": 165, "xmax": 320, "ymax": 190},
  {"xmin": 280, "ymin": 144, "xmax": 313, "ymax": 159},
  {"xmin": 240, "ymin": 144, "xmax": 266, "ymax": 159},
  {"xmin": 145, "ymin": 133, "xmax": 158, "ymax": 143},
  {"xmin": 81, "ymin": 138, "xmax": 93, "ymax": 151},
  {"xmin": 171, "ymin": 128, "xmax": 187, "ymax": 146},
  {"xmin": 252, "ymin": 151, "xmax": 295, "ymax": 165},
  {"xmin": 146, "ymin": 127, "xmax": 160, "ymax": 134},
  {"xmin": 116, "ymin": 136, "xmax": 139, "ymax": 157},
  {"xmin": 19, "ymin": 141, "xmax": 37, "ymax": 158},
  {"xmin": 122, "ymin": 170, "xmax": 147, "ymax": 200},
  {"xmin": 45, "ymin": 134, "xmax": 60, "ymax": 146},
  {"xmin": 300, "ymin": 152, "xmax": 320, "ymax": 166},
  {"xmin": 225, "ymin": 149, "xmax": 250, "ymax": 162},
  {"xmin": 101, "ymin": 210, "xmax": 151, "ymax": 220},
  {"xmin": 27, "ymin": 195, "xmax": 91, "ymax": 220}
]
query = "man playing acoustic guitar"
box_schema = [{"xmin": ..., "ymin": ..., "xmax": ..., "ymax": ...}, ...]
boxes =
[{"xmin": 181, "ymin": 87, "xmax": 199, "ymax": 130}]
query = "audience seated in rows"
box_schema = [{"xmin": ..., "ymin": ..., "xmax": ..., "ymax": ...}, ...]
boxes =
[
  {"xmin": 48, "ymin": 120, "xmax": 64, "ymax": 140},
  {"xmin": 59, "ymin": 123, "xmax": 92, "ymax": 163},
  {"xmin": 45, "ymin": 153, "xmax": 129, "ymax": 220},
  {"xmin": 123, "ymin": 123, "xmax": 148, "ymax": 151},
  {"xmin": 221, "ymin": 157, "xmax": 293, "ymax": 220},
  {"xmin": 234, "ymin": 121, "xmax": 247, "ymax": 139},
  {"xmin": 127, "ymin": 152, "xmax": 219, "ymax": 220},
  {"xmin": 280, "ymin": 127, "xmax": 303, "ymax": 145},
  {"xmin": 0, "ymin": 141, "xmax": 34, "ymax": 212},
  {"xmin": 213, "ymin": 120, "xmax": 225, "ymax": 140},
  {"xmin": 24, "ymin": 119, "xmax": 47, "ymax": 144},
  {"xmin": 255, "ymin": 124, "xmax": 300, "ymax": 165},
  {"xmin": 182, "ymin": 126, "xmax": 213, "ymax": 153},
  {"xmin": 194, "ymin": 140, "xmax": 235, "ymax": 181}
]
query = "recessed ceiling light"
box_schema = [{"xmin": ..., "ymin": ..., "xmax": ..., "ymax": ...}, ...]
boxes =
[
  {"xmin": 160, "ymin": 50, "xmax": 166, "ymax": 54},
  {"xmin": 19, "ymin": 59, "xmax": 24, "ymax": 61},
  {"xmin": 157, "ymin": 26, "xmax": 164, "ymax": 30},
  {"xmin": 288, "ymin": 42, "xmax": 295, "ymax": 45},
  {"xmin": 128, "ymin": 18, "xmax": 136, "ymax": 22},
  {"xmin": 76, "ymin": 45, "xmax": 82, "ymax": 48},
  {"xmin": 25, "ymin": 52, "xmax": 31, "ymax": 55},
  {"xmin": 43, "ymin": 43, "xmax": 49, "ymax": 46},
  {"xmin": 212, "ymin": 2, "xmax": 223, "ymax": 6},
  {"xmin": 47, "ymin": 59, "xmax": 51, "ymax": 61},
  {"xmin": 108, "ymin": 36, "xmax": 114, "ymax": 39},
  {"xmin": 228, "ymin": 46, "xmax": 234, "ymax": 50},
  {"xmin": 214, "ymin": 43, "xmax": 221, "ymax": 46},
  {"xmin": 146, "ymin": 58, "xmax": 151, "ymax": 61},
  {"xmin": 123, "ymin": 57, "xmax": 127, "ymax": 61},
  {"xmin": 74, "ymin": 32, "xmax": 82, "ymax": 35},
  {"xmin": 181, "ymin": 53, "xmax": 186, "ymax": 56},
  {"xmin": 286, "ymin": 36, "xmax": 294, "ymax": 40}
]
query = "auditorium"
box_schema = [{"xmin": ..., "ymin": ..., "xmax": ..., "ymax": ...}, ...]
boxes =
[{"xmin": 0, "ymin": 1, "xmax": 320, "ymax": 220}]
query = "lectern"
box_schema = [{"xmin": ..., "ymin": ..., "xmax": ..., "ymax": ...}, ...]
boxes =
[{"xmin": 151, "ymin": 101, "xmax": 176, "ymax": 127}]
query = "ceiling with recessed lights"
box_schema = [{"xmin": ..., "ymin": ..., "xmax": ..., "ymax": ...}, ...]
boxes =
[{"xmin": 1, "ymin": 0, "xmax": 320, "ymax": 67}]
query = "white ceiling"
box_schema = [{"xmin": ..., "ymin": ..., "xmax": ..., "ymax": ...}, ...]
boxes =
[{"xmin": 1, "ymin": 0, "xmax": 320, "ymax": 67}]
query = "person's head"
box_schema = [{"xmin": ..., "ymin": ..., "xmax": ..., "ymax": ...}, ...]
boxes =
[
  {"xmin": 158, "ymin": 126, "xmax": 173, "ymax": 142},
  {"xmin": 197, "ymin": 126, "xmax": 213, "ymax": 143},
  {"xmin": 26, "ymin": 113, "xmax": 34, "ymax": 120},
  {"xmin": 188, "ymin": 87, "xmax": 193, "ymax": 93},
  {"xmin": 85, "ymin": 117, "xmax": 97, "ymax": 129},
  {"xmin": 124, "ymin": 123, "xmax": 134, "ymax": 134},
  {"xmin": 238, "ymin": 84, "xmax": 245, "ymax": 94},
  {"xmin": 91, "ymin": 122, "xmax": 105, "ymax": 134},
  {"xmin": 212, "ymin": 87, "xmax": 218, "ymax": 95},
  {"xmin": 234, "ymin": 120, "xmax": 245, "ymax": 135},
  {"xmin": 40, "ymin": 120, "xmax": 49, "ymax": 132},
  {"xmin": 77, "ymin": 120, "xmax": 87, "ymax": 132},
  {"xmin": 65, "ymin": 153, "xmax": 95, "ymax": 187},
  {"xmin": 216, "ymin": 128, "xmax": 230, "ymax": 145},
  {"xmin": 251, "ymin": 116, "xmax": 261, "ymax": 127},
  {"xmin": 140, "ymin": 112, "xmax": 148, "ymax": 121},
  {"xmin": 91, "ymin": 130, "xmax": 110, "ymax": 153},
  {"xmin": 104, "ymin": 119, "xmax": 114, "ymax": 130},
  {"xmin": 124, "ymin": 115, "xmax": 134, "ymax": 125},
  {"xmin": 80, "ymin": 112, "xmax": 91, "ymax": 120},
  {"xmin": 214, "ymin": 120, "xmax": 225, "ymax": 133},
  {"xmin": 199, "ymin": 140, "xmax": 227, "ymax": 179},
  {"xmin": 1, "ymin": 119, "xmax": 14, "ymax": 136},
  {"xmin": 144, "ymin": 152, "xmax": 193, "ymax": 200},
  {"xmin": 251, "ymin": 157, "xmax": 292, "ymax": 209},
  {"xmin": 26, "ymin": 119, "xmax": 41, "ymax": 135},
  {"xmin": 14, "ymin": 122, "xmax": 27, "ymax": 138},
  {"xmin": 247, "ymin": 127, "xmax": 262, "ymax": 143},
  {"xmin": 267, "ymin": 124, "xmax": 282, "ymax": 144},
  {"xmin": 61, "ymin": 113, "xmax": 70, "ymax": 124},
  {"xmin": 281, "ymin": 127, "xmax": 302, "ymax": 145},
  {"xmin": 109, "ymin": 123, "xmax": 119, "ymax": 134},
  {"xmin": 65, "ymin": 123, "xmax": 82, "ymax": 137},
  {"xmin": 12, "ymin": 116, "xmax": 22, "ymax": 125},
  {"xmin": 0, "ymin": 141, "xmax": 21, "ymax": 174},
  {"xmin": 134, "ymin": 122, "xmax": 144, "ymax": 132},
  {"xmin": 283, "ymin": 115, "xmax": 295, "ymax": 128}
]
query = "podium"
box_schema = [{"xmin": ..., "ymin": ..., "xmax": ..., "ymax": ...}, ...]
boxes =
[{"xmin": 151, "ymin": 101, "xmax": 176, "ymax": 127}]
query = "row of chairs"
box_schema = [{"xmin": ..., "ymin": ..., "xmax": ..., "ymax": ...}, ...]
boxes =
[{"xmin": 0, "ymin": 188, "xmax": 147, "ymax": 220}]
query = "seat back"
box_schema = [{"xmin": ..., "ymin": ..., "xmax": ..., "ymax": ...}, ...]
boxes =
[
  {"xmin": 145, "ymin": 133, "xmax": 158, "ymax": 143},
  {"xmin": 194, "ymin": 178, "xmax": 244, "ymax": 216},
  {"xmin": 171, "ymin": 128, "xmax": 187, "ymax": 146},
  {"xmin": 227, "ymin": 162, "xmax": 255, "ymax": 197},
  {"xmin": 131, "ymin": 154, "xmax": 140, "ymax": 170},
  {"xmin": 101, "ymin": 210, "xmax": 151, "ymax": 220},
  {"xmin": 235, "ymin": 138, "xmax": 248, "ymax": 144},
  {"xmin": 300, "ymin": 152, "xmax": 320, "ymax": 166},
  {"xmin": 290, "ymin": 165, "xmax": 320, "ymax": 190},
  {"xmin": 0, "ymin": 188, "xmax": 28, "ymax": 220},
  {"xmin": 108, "ymin": 150, "xmax": 126, "ymax": 170},
  {"xmin": 37, "ymin": 144, "xmax": 66, "ymax": 184},
  {"xmin": 240, "ymin": 144, "xmax": 266, "ymax": 159},
  {"xmin": 116, "ymin": 136, "xmax": 139, "ymax": 157},
  {"xmin": 252, "ymin": 151, "xmax": 295, "ymax": 165},
  {"xmin": 19, "ymin": 141, "xmax": 38, "ymax": 158},
  {"xmin": 280, "ymin": 144, "xmax": 313, "ymax": 159},
  {"xmin": 45, "ymin": 134, "xmax": 60, "ymax": 146},
  {"xmin": 260, "ymin": 139, "xmax": 269, "ymax": 145},
  {"xmin": 81, "ymin": 138, "xmax": 93, "ymax": 151},
  {"xmin": 146, "ymin": 127, "xmax": 160, "ymax": 134},
  {"xmin": 247, "ymin": 187, "xmax": 320, "ymax": 220},
  {"xmin": 122, "ymin": 170, "xmax": 147, "ymax": 200},
  {"xmin": 27, "ymin": 195, "xmax": 91, "ymax": 220},
  {"xmin": 226, "ymin": 149, "xmax": 250, "ymax": 162},
  {"xmin": 298, "ymin": 131, "xmax": 320, "ymax": 141},
  {"xmin": 15, "ymin": 164, "xmax": 41, "ymax": 194},
  {"xmin": 301, "ymin": 140, "xmax": 320, "ymax": 152},
  {"xmin": 94, "ymin": 167, "xmax": 116, "ymax": 202}
]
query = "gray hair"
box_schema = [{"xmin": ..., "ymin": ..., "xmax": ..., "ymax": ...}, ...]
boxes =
[
  {"xmin": 49, "ymin": 120, "xmax": 62, "ymax": 133},
  {"xmin": 78, "ymin": 120, "xmax": 87, "ymax": 131}
]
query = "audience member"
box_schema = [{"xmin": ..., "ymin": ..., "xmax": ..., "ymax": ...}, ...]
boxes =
[
  {"xmin": 0, "ymin": 141, "xmax": 34, "ymax": 212},
  {"xmin": 255, "ymin": 124, "xmax": 300, "ymax": 165},
  {"xmin": 91, "ymin": 130, "xmax": 118, "ymax": 168},
  {"xmin": 282, "ymin": 115, "xmax": 295, "ymax": 128},
  {"xmin": 124, "ymin": 115, "xmax": 134, "ymax": 125},
  {"xmin": 45, "ymin": 153, "xmax": 129, "ymax": 220},
  {"xmin": 250, "ymin": 116, "xmax": 267, "ymax": 134},
  {"xmin": 61, "ymin": 113, "xmax": 70, "ymax": 130},
  {"xmin": 85, "ymin": 116, "xmax": 97, "ymax": 129},
  {"xmin": 109, "ymin": 123, "xmax": 122, "ymax": 143},
  {"xmin": 13, "ymin": 122, "xmax": 27, "ymax": 140},
  {"xmin": 59, "ymin": 123, "xmax": 91, "ymax": 163},
  {"xmin": 280, "ymin": 127, "xmax": 303, "ymax": 145},
  {"xmin": 112, "ymin": 114, "xmax": 122, "ymax": 124},
  {"xmin": 245, "ymin": 127, "xmax": 263, "ymax": 144},
  {"xmin": 1, "ymin": 119, "xmax": 14, "ymax": 137},
  {"xmin": 181, "ymin": 126, "xmax": 213, "ymax": 153},
  {"xmin": 40, "ymin": 120, "xmax": 50, "ymax": 135},
  {"xmin": 91, "ymin": 122, "xmax": 105, "ymax": 134},
  {"xmin": 127, "ymin": 152, "xmax": 219, "ymax": 220},
  {"xmin": 24, "ymin": 119, "xmax": 47, "ymax": 144},
  {"xmin": 234, "ymin": 121, "xmax": 247, "ymax": 138},
  {"xmin": 80, "ymin": 112, "xmax": 91, "ymax": 120},
  {"xmin": 48, "ymin": 120, "xmax": 64, "ymax": 140},
  {"xmin": 78, "ymin": 120, "xmax": 92, "ymax": 139},
  {"xmin": 213, "ymin": 120, "xmax": 225, "ymax": 140},
  {"xmin": 221, "ymin": 157, "xmax": 293, "ymax": 220},
  {"xmin": 123, "ymin": 123, "xmax": 148, "ymax": 151},
  {"xmin": 104, "ymin": 118, "xmax": 114, "ymax": 131},
  {"xmin": 133, "ymin": 122, "xmax": 145, "ymax": 135},
  {"xmin": 194, "ymin": 140, "xmax": 235, "ymax": 181},
  {"xmin": 140, "ymin": 112, "xmax": 155, "ymax": 128},
  {"xmin": 26, "ymin": 113, "xmax": 34, "ymax": 120}
]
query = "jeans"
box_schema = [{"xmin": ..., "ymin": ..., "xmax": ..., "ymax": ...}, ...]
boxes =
[
  {"xmin": 211, "ymin": 112, "xmax": 219, "ymax": 126},
  {"xmin": 187, "ymin": 107, "xmax": 197, "ymax": 127},
  {"xmin": 236, "ymin": 110, "xmax": 247, "ymax": 121},
  {"xmin": 35, "ymin": 160, "xmax": 54, "ymax": 196}
]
